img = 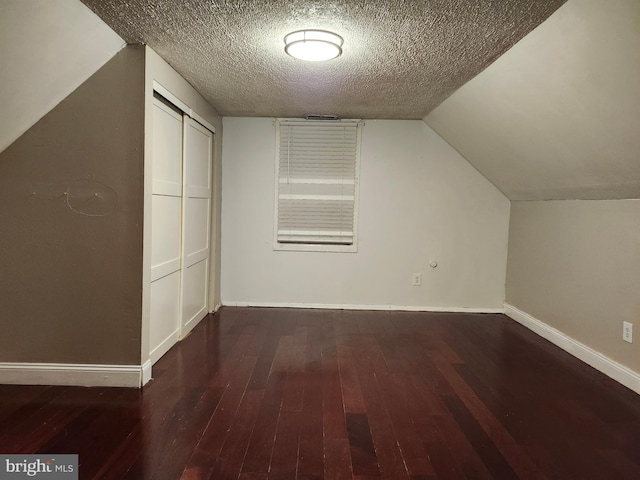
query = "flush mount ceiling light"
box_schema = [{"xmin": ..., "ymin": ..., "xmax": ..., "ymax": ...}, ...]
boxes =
[{"xmin": 284, "ymin": 29, "xmax": 343, "ymax": 62}]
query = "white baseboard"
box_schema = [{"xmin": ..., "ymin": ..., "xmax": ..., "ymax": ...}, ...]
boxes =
[
  {"xmin": 0, "ymin": 362, "xmax": 148, "ymax": 388},
  {"xmin": 222, "ymin": 301, "xmax": 503, "ymax": 314},
  {"xmin": 141, "ymin": 360, "xmax": 153, "ymax": 386},
  {"xmin": 504, "ymin": 303, "xmax": 640, "ymax": 395}
]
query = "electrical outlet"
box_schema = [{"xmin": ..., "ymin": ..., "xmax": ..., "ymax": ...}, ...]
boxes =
[
  {"xmin": 412, "ymin": 273, "xmax": 422, "ymax": 286},
  {"xmin": 623, "ymin": 322, "xmax": 633, "ymax": 343}
]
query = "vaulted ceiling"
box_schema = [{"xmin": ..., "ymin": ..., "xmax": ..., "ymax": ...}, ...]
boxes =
[
  {"xmin": 78, "ymin": 0, "xmax": 640, "ymax": 201},
  {"xmin": 80, "ymin": 0, "xmax": 565, "ymax": 119},
  {"xmin": 4, "ymin": 0, "xmax": 636, "ymax": 201}
]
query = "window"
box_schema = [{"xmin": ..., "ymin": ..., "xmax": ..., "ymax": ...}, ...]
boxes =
[{"xmin": 274, "ymin": 118, "xmax": 362, "ymax": 252}]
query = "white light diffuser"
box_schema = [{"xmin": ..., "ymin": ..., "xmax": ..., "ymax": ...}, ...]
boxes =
[{"xmin": 284, "ymin": 30, "xmax": 343, "ymax": 62}]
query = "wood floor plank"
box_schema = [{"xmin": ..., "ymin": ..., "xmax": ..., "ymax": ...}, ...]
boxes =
[
  {"xmin": 0, "ymin": 387, "xmax": 111, "ymax": 453},
  {"xmin": 240, "ymin": 371, "xmax": 287, "ymax": 476},
  {"xmin": 209, "ymin": 388, "xmax": 264, "ymax": 480},
  {"xmin": 119, "ymin": 387, "xmax": 205, "ymax": 478},
  {"xmin": 374, "ymin": 372, "xmax": 435, "ymax": 477},
  {"xmin": 181, "ymin": 354, "xmax": 260, "ymax": 479},
  {"xmin": 345, "ymin": 413, "xmax": 379, "ymax": 477},
  {"xmin": 2, "ymin": 307, "xmax": 639, "ymax": 480},
  {"xmin": 268, "ymin": 411, "xmax": 301, "ymax": 478},
  {"xmin": 431, "ymin": 350, "xmax": 546, "ymax": 479},
  {"xmin": 297, "ymin": 360, "xmax": 324, "ymax": 478},
  {"xmin": 0, "ymin": 385, "xmax": 57, "ymax": 426},
  {"xmin": 282, "ymin": 371, "xmax": 305, "ymax": 413},
  {"xmin": 321, "ymin": 327, "xmax": 347, "ymax": 442},
  {"xmin": 430, "ymin": 412, "xmax": 495, "ymax": 480},
  {"xmin": 353, "ymin": 353, "xmax": 409, "ymax": 480},
  {"xmin": 338, "ymin": 349, "xmax": 367, "ymax": 415},
  {"xmin": 441, "ymin": 394, "xmax": 519, "ymax": 479},
  {"xmin": 35, "ymin": 390, "xmax": 143, "ymax": 477},
  {"xmin": 323, "ymin": 437, "xmax": 352, "ymax": 480},
  {"xmin": 246, "ymin": 330, "xmax": 282, "ymax": 392},
  {"xmin": 405, "ymin": 381, "xmax": 467, "ymax": 480}
]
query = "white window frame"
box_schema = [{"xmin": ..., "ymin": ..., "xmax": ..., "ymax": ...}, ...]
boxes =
[{"xmin": 274, "ymin": 118, "xmax": 362, "ymax": 253}]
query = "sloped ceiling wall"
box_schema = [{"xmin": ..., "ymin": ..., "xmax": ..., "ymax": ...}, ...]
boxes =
[
  {"xmin": 424, "ymin": 0, "xmax": 640, "ymax": 201},
  {"xmin": 0, "ymin": 0, "xmax": 124, "ymax": 154},
  {"xmin": 4, "ymin": 0, "xmax": 636, "ymax": 202}
]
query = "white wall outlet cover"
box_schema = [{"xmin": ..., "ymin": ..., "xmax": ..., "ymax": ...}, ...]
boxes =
[{"xmin": 623, "ymin": 321, "xmax": 633, "ymax": 343}]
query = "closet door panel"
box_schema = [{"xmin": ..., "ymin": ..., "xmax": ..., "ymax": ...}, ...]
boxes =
[
  {"xmin": 185, "ymin": 125, "xmax": 212, "ymax": 191},
  {"xmin": 152, "ymin": 103, "xmax": 183, "ymax": 191},
  {"xmin": 150, "ymin": 194, "xmax": 181, "ymax": 278},
  {"xmin": 149, "ymin": 271, "xmax": 180, "ymax": 363},
  {"xmin": 182, "ymin": 259, "xmax": 208, "ymax": 328},
  {"xmin": 184, "ymin": 197, "xmax": 210, "ymax": 258},
  {"xmin": 181, "ymin": 117, "xmax": 213, "ymax": 335},
  {"xmin": 149, "ymin": 99, "xmax": 183, "ymax": 362}
]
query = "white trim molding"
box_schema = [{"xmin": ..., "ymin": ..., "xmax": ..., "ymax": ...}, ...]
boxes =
[
  {"xmin": 152, "ymin": 80, "xmax": 216, "ymax": 133},
  {"xmin": 504, "ymin": 303, "xmax": 640, "ymax": 395},
  {"xmin": 0, "ymin": 362, "xmax": 149, "ymax": 388},
  {"xmin": 141, "ymin": 360, "xmax": 153, "ymax": 386},
  {"xmin": 222, "ymin": 301, "xmax": 503, "ymax": 314}
]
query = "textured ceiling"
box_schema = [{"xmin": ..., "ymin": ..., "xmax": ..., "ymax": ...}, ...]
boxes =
[{"xmin": 80, "ymin": 0, "xmax": 565, "ymax": 119}]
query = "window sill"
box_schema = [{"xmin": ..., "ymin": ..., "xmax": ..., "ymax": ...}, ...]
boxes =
[{"xmin": 273, "ymin": 243, "xmax": 358, "ymax": 253}]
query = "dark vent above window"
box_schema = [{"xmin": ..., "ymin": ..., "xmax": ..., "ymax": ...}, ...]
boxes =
[{"xmin": 304, "ymin": 114, "xmax": 340, "ymax": 121}]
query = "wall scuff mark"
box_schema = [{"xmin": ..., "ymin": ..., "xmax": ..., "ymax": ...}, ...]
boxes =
[{"xmin": 65, "ymin": 178, "xmax": 118, "ymax": 216}]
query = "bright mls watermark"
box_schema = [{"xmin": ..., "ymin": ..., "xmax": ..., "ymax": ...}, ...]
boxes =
[{"xmin": 0, "ymin": 455, "xmax": 77, "ymax": 479}]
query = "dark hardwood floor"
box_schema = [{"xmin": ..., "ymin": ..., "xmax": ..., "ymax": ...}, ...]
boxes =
[{"xmin": 1, "ymin": 307, "xmax": 639, "ymax": 479}]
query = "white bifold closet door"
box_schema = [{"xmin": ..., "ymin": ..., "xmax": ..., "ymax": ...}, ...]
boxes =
[{"xmin": 149, "ymin": 97, "xmax": 213, "ymax": 365}]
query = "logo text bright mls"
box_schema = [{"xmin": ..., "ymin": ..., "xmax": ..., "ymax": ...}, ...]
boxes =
[
  {"xmin": 0, "ymin": 455, "xmax": 77, "ymax": 479},
  {"xmin": 5, "ymin": 459, "xmax": 52, "ymax": 476}
]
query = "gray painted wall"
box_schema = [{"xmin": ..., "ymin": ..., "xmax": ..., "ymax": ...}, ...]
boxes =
[
  {"xmin": 424, "ymin": 0, "xmax": 640, "ymax": 201},
  {"xmin": 506, "ymin": 200, "xmax": 640, "ymax": 373},
  {"xmin": 0, "ymin": 46, "xmax": 145, "ymax": 365}
]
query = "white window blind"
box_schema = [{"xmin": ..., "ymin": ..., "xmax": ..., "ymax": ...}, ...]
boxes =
[{"xmin": 275, "ymin": 119, "xmax": 361, "ymax": 250}]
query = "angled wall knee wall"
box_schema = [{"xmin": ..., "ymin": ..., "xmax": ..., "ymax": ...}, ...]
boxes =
[
  {"xmin": 0, "ymin": 46, "xmax": 146, "ymax": 385},
  {"xmin": 505, "ymin": 200, "xmax": 640, "ymax": 394}
]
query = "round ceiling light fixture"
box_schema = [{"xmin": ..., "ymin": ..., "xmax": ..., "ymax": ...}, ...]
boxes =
[{"xmin": 284, "ymin": 29, "xmax": 343, "ymax": 62}]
